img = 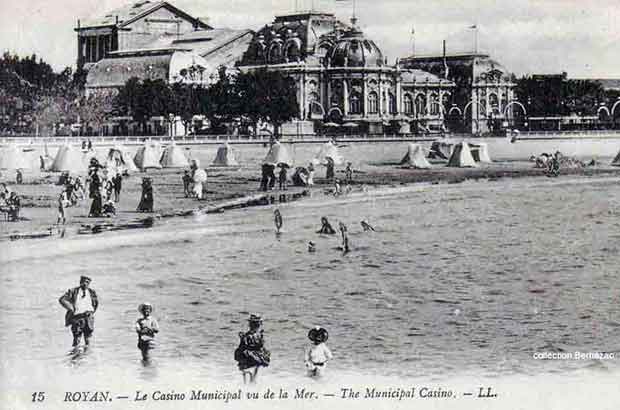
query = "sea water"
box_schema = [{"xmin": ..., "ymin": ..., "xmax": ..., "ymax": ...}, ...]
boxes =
[{"xmin": 1, "ymin": 175, "xmax": 620, "ymax": 409}]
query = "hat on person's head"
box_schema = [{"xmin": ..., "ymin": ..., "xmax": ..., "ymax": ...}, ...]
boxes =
[
  {"xmin": 308, "ymin": 326, "xmax": 328, "ymax": 343},
  {"xmin": 79, "ymin": 275, "xmax": 92, "ymax": 283},
  {"xmin": 248, "ymin": 314, "xmax": 263, "ymax": 323},
  {"xmin": 138, "ymin": 303, "xmax": 153, "ymax": 313}
]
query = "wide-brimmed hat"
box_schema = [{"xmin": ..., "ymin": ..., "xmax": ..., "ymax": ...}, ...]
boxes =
[
  {"xmin": 138, "ymin": 303, "xmax": 153, "ymax": 313},
  {"xmin": 308, "ymin": 326, "xmax": 328, "ymax": 343},
  {"xmin": 248, "ymin": 314, "xmax": 263, "ymax": 323}
]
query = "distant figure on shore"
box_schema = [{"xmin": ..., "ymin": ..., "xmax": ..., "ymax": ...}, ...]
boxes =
[
  {"xmin": 333, "ymin": 179, "xmax": 342, "ymax": 196},
  {"xmin": 234, "ymin": 314, "xmax": 271, "ymax": 384},
  {"xmin": 360, "ymin": 220, "xmax": 375, "ymax": 231},
  {"xmin": 136, "ymin": 303, "xmax": 159, "ymax": 362},
  {"xmin": 305, "ymin": 326, "xmax": 332, "ymax": 378},
  {"xmin": 325, "ymin": 158, "xmax": 335, "ymax": 181},
  {"xmin": 81, "ymin": 140, "xmax": 87, "ymax": 150},
  {"xmin": 278, "ymin": 165, "xmax": 288, "ymax": 190},
  {"xmin": 339, "ymin": 222, "xmax": 350, "ymax": 253},
  {"xmin": 6, "ymin": 191, "xmax": 21, "ymax": 222},
  {"xmin": 15, "ymin": 169, "xmax": 23, "ymax": 184},
  {"xmin": 87, "ymin": 139, "xmax": 92, "ymax": 150},
  {"xmin": 317, "ymin": 216, "xmax": 336, "ymax": 235},
  {"xmin": 137, "ymin": 177, "xmax": 154, "ymax": 213},
  {"xmin": 267, "ymin": 165, "xmax": 276, "ymax": 190},
  {"xmin": 274, "ymin": 209, "xmax": 283, "ymax": 234},
  {"xmin": 112, "ymin": 172, "xmax": 122, "ymax": 203},
  {"xmin": 345, "ymin": 162, "xmax": 353, "ymax": 184},
  {"xmin": 307, "ymin": 163, "xmax": 315, "ymax": 186},
  {"xmin": 58, "ymin": 276, "xmax": 99, "ymax": 348},
  {"xmin": 191, "ymin": 160, "xmax": 207, "ymax": 200},
  {"xmin": 57, "ymin": 188, "xmax": 69, "ymax": 225},
  {"xmin": 182, "ymin": 170, "xmax": 192, "ymax": 197},
  {"xmin": 88, "ymin": 168, "xmax": 102, "ymax": 217}
]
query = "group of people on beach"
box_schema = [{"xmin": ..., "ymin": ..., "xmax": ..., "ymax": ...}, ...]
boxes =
[
  {"xmin": 0, "ymin": 182, "xmax": 21, "ymax": 221},
  {"xmin": 182, "ymin": 159, "xmax": 208, "ymax": 200},
  {"xmin": 58, "ymin": 276, "xmax": 332, "ymax": 383}
]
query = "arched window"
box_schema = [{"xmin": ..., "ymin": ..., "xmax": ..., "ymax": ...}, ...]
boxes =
[
  {"xmin": 403, "ymin": 94, "xmax": 414, "ymax": 115},
  {"xmin": 389, "ymin": 92, "xmax": 397, "ymax": 115},
  {"xmin": 489, "ymin": 93, "xmax": 499, "ymax": 109},
  {"xmin": 368, "ymin": 92, "xmax": 379, "ymax": 114},
  {"xmin": 285, "ymin": 42, "xmax": 300, "ymax": 62},
  {"xmin": 415, "ymin": 94, "xmax": 427, "ymax": 116},
  {"xmin": 349, "ymin": 92, "xmax": 362, "ymax": 114},
  {"xmin": 268, "ymin": 44, "xmax": 282, "ymax": 63},
  {"xmin": 430, "ymin": 93, "xmax": 440, "ymax": 116}
]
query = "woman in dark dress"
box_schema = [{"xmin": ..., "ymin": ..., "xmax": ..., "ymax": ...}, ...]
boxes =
[
  {"xmin": 137, "ymin": 177, "xmax": 154, "ymax": 212},
  {"xmin": 88, "ymin": 169, "xmax": 102, "ymax": 217},
  {"xmin": 234, "ymin": 314, "xmax": 270, "ymax": 384}
]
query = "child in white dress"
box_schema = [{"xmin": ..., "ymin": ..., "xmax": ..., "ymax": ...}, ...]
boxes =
[{"xmin": 305, "ymin": 326, "xmax": 332, "ymax": 378}]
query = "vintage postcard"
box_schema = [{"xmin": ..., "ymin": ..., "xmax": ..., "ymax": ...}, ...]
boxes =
[{"xmin": 1, "ymin": 0, "xmax": 619, "ymax": 409}]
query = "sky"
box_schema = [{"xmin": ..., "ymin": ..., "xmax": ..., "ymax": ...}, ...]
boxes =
[{"xmin": 1, "ymin": 0, "xmax": 619, "ymax": 78}]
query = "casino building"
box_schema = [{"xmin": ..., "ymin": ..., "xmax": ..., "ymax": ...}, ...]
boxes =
[{"xmin": 238, "ymin": 12, "xmax": 454, "ymax": 135}]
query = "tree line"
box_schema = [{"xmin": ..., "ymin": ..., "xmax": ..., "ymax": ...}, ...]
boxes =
[{"xmin": 1, "ymin": 51, "xmax": 299, "ymax": 137}]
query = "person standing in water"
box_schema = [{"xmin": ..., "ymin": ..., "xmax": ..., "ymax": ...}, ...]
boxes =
[
  {"xmin": 58, "ymin": 276, "xmax": 99, "ymax": 348},
  {"xmin": 339, "ymin": 222, "xmax": 350, "ymax": 253},
  {"xmin": 234, "ymin": 314, "xmax": 270, "ymax": 384},
  {"xmin": 274, "ymin": 209, "xmax": 283, "ymax": 234},
  {"xmin": 305, "ymin": 326, "xmax": 332, "ymax": 378},
  {"xmin": 136, "ymin": 303, "xmax": 159, "ymax": 362}
]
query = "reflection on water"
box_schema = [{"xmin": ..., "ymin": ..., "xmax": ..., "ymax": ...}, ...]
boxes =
[{"xmin": 1, "ymin": 175, "xmax": 620, "ymax": 393}]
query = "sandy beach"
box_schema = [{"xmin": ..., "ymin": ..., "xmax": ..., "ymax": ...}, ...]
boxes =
[{"xmin": 2, "ymin": 142, "xmax": 620, "ymax": 240}]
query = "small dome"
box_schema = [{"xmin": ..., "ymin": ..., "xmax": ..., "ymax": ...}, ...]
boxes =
[{"xmin": 329, "ymin": 29, "xmax": 383, "ymax": 67}]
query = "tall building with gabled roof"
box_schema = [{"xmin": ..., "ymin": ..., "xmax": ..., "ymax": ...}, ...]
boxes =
[{"xmin": 75, "ymin": 1, "xmax": 212, "ymax": 71}]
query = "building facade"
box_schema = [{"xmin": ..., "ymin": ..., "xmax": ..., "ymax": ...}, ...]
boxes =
[
  {"xmin": 238, "ymin": 12, "xmax": 454, "ymax": 135},
  {"xmin": 400, "ymin": 53, "xmax": 517, "ymax": 134}
]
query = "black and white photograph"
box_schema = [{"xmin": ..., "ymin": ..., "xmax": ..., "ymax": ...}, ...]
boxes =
[{"xmin": 1, "ymin": 0, "xmax": 619, "ymax": 409}]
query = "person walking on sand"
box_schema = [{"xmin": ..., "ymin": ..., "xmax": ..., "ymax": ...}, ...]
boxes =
[
  {"xmin": 278, "ymin": 165, "xmax": 288, "ymax": 190},
  {"xmin": 57, "ymin": 187, "xmax": 69, "ymax": 225},
  {"xmin": 88, "ymin": 168, "xmax": 102, "ymax": 217},
  {"xmin": 136, "ymin": 303, "xmax": 159, "ymax": 362},
  {"xmin": 307, "ymin": 162, "xmax": 315, "ymax": 186},
  {"xmin": 274, "ymin": 209, "xmax": 283, "ymax": 234},
  {"xmin": 58, "ymin": 276, "xmax": 99, "ymax": 348},
  {"xmin": 234, "ymin": 314, "xmax": 270, "ymax": 384},
  {"xmin": 137, "ymin": 177, "xmax": 154, "ymax": 212},
  {"xmin": 112, "ymin": 172, "xmax": 122, "ymax": 203},
  {"xmin": 305, "ymin": 326, "xmax": 332, "ymax": 378},
  {"xmin": 182, "ymin": 170, "xmax": 192, "ymax": 197},
  {"xmin": 345, "ymin": 162, "xmax": 353, "ymax": 184}
]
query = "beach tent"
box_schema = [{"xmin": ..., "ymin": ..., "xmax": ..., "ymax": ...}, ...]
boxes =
[
  {"xmin": 470, "ymin": 143, "xmax": 492, "ymax": 163},
  {"xmin": 263, "ymin": 141, "xmax": 293, "ymax": 168},
  {"xmin": 160, "ymin": 143, "xmax": 189, "ymax": 168},
  {"xmin": 51, "ymin": 144, "xmax": 86, "ymax": 173},
  {"xmin": 212, "ymin": 143, "xmax": 239, "ymax": 166},
  {"xmin": 313, "ymin": 141, "xmax": 344, "ymax": 166},
  {"xmin": 134, "ymin": 142, "xmax": 162, "ymax": 170},
  {"xmin": 428, "ymin": 140, "xmax": 455, "ymax": 160},
  {"xmin": 611, "ymin": 149, "xmax": 620, "ymax": 166},
  {"xmin": 447, "ymin": 142, "xmax": 478, "ymax": 168},
  {"xmin": 400, "ymin": 143, "xmax": 432, "ymax": 169},
  {"xmin": 106, "ymin": 146, "xmax": 138, "ymax": 173},
  {"xmin": 0, "ymin": 145, "xmax": 32, "ymax": 170}
]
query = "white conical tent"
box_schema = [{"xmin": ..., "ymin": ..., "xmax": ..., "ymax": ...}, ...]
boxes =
[
  {"xmin": 134, "ymin": 142, "xmax": 162, "ymax": 170},
  {"xmin": 447, "ymin": 142, "xmax": 478, "ymax": 168},
  {"xmin": 160, "ymin": 143, "xmax": 189, "ymax": 168},
  {"xmin": 0, "ymin": 145, "xmax": 32, "ymax": 170},
  {"xmin": 611, "ymin": 149, "xmax": 620, "ymax": 166},
  {"xmin": 263, "ymin": 141, "xmax": 293, "ymax": 167},
  {"xmin": 313, "ymin": 141, "xmax": 344, "ymax": 166},
  {"xmin": 470, "ymin": 143, "xmax": 492, "ymax": 163},
  {"xmin": 106, "ymin": 146, "xmax": 137, "ymax": 173},
  {"xmin": 51, "ymin": 144, "xmax": 87, "ymax": 173},
  {"xmin": 212, "ymin": 144, "xmax": 239, "ymax": 166},
  {"xmin": 400, "ymin": 143, "xmax": 431, "ymax": 169}
]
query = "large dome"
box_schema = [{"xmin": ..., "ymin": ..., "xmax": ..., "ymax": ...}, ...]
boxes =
[{"xmin": 329, "ymin": 28, "xmax": 384, "ymax": 68}]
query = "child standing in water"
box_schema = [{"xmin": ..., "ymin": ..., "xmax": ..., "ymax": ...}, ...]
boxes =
[
  {"xmin": 234, "ymin": 314, "xmax": 270, "ymax": 384},
  {"xmin": 305, "ymin": 326, "xmax": 332, "ymax": 378},
  {"xmin": 136, "ymin": 303, "xmax": 159, "ymax": 361}
]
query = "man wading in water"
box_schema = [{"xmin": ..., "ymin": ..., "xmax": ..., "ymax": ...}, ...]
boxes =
[{"xmin": 59, "ymin": 276, "xmax": 99, "ymax": 348}]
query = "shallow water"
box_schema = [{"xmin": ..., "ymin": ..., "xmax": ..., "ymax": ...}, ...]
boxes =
[{"xmin": 2, "ymin": 175, "xmax": 620, "ymax": 408}]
